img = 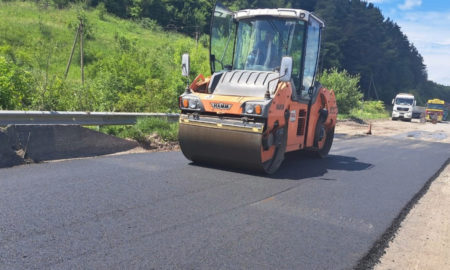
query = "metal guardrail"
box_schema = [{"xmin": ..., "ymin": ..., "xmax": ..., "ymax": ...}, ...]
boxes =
[{"xmin": 0, "ymin": 110, "xmax": 180, "ymax": 125}]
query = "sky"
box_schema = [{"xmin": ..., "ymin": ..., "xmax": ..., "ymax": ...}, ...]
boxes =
[{"xmin": 366, "ymin": 0, "xmax": 450, "ymax": 86}]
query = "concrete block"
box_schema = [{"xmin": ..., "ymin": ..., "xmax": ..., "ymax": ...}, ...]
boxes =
[
  {"xmin": 5, "ymin": 125, "xmax": 139, "ymax": 162},
  {"xmin": 0, "ymin": 130, "xmax": 24, "ymax": 168}
]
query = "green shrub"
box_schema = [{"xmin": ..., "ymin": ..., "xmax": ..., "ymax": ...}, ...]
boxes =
[
  {"xmin": 96, "ymin": 2, "xmax": 107, "ymax": 21},
  {"xmin": 360, "ymin": 100, "xmax": 385, "ymax": 114},
  {"xmin": 0, "ymin": 56, "xmax": 34, "ymax": 109},
  {"xmin": 52, "ymin": 0, "xmax": 70, "ymax": 9},
  {"xmin": 348, "ymin": 100, "xmax": 389, "ymax": 120},
  {"xmin": 133, "ymin": 117, "xmax": 178, "ymax": 141},
  {"xmin": 100, "ymin": 117, "xmax": 179, "ymax": 142},
  {"xmin": 139, "ymin": 18, "xmax": 161, "ymax": 31},
  {"xmin": 32, "ymin": 76, "xmax": 76, "ymax": 110},
  {"xmin": 319, "ymin": 68, "xmax": 363, "ymax": 114}
]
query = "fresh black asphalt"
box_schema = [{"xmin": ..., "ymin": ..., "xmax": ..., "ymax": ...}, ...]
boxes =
[{"xmin": 0, "ymin": 136, "xmax": 448, "ymax": 269}]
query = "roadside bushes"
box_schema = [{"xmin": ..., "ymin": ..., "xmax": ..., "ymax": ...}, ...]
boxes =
[
  {"xmin": 349, "ymin": 100, "xmax": 389, "ymax": 119},
  {"xmin": 86, "ymin": 35, "xmax": 209, "ymax": 112},
  {"xmin": 100, "ymin": 117, "xmax": 179, "ymax": 142},
  {"xmin": 0, "ymin": 56, "xmax": 34, "ymax": 110},
  {"xmin": 319, "ymin": 68, "xmax": 389, "ymax": 119},
  {"xmin": 319, "ymin": 68, "xmax": 363, "ymax": 114}
]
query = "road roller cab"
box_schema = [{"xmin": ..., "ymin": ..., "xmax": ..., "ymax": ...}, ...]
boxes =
[{"xmin": 178, "ymin": 3, "xmax": 338, "ymax": 174}]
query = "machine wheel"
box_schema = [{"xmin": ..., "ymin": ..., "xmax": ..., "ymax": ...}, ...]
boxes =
[
  {"xmin": 392, "ymin": 117, "xmax": 398, "ymax": 121},
  {"xmin": 261, "ymin": 125, "xmax": 287, "ymax": 174},
  {"xmin": 310, "ymin": 126, "xmax": 335, "ymax": 158}
]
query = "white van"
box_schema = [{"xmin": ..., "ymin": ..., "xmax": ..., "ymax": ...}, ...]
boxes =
[{"xmin": 392, "ymin": 93, "xmax": 415, "ymax": 121}]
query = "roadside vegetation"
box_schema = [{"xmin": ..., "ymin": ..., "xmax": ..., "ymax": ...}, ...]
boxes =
[
  {"xmin": 0, "ymin": 1, "xmax": 209, "ymax": 112},
  {"xmin": 99, "ymin": 118, "xmax": 179, "ymax": 147},
  {"xmin": 101, "ymin": 118, "xmax": 178, "ymax": 142},
  {"xmin": 342, "ymin": 101, "xmax": 390, "ymax": 120},
  {"xmin": 320, "ymin": 68, "xmax": 390, "ymax": 120}
]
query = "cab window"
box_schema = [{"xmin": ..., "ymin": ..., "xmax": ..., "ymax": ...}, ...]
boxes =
[{"xmin": 300, "ymin": 19, "xmax": 321, "ymax": 100}]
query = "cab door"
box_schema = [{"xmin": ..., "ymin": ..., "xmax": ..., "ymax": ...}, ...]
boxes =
[
  {"xmin": 300, "ymin": 17, "xmax": 322, "ymax": 101},
  {"xmin": 210, "ymin": 2, "xmax": 236, "ymax": 73}
]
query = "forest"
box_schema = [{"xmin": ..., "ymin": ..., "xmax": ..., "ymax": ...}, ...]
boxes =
[{"xmin": 1, "ymin": 0, "xmax": 449, "ymax": 113}]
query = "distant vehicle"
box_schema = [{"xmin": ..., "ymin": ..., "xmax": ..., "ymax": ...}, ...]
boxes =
[
  {"xmin": 426, "ymin": 99, "xmax": 447, "ymax": 122},
  {"xmin": 392, "ymin": 93, "xmax": 415, "ymax": 121}
]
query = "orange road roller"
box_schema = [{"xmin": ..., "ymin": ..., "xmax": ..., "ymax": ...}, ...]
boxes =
[{"xmin": 178, "ymin": 3, "xmax": 338, "ymax": 174}]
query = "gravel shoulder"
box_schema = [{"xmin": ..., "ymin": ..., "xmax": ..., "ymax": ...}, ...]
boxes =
[
  {"xmin": 375, "ymin": 165, "xmax": 450, "ymax": 270},
  {"xmin": 335, "ymin": 118, "xmax": 450, "ymax": 143}
]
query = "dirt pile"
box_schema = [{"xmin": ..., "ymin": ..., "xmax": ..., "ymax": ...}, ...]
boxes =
[{"xmin": 144, "ymin": 133, "xmax": 179, "ymax": 151}]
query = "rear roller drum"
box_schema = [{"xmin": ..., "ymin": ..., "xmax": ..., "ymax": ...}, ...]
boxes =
[
  {"xmin": 261, "ymin": 125, "xmax": 287, "ymax": 174},
  {"xmin": 310, "ymin": 125, "xmax": 335, "ymax": 158}
]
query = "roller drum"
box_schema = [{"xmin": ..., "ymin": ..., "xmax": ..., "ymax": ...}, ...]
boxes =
[{"xmin": 179, "ymin": 123, "xmax": 265, "ymax": 172}]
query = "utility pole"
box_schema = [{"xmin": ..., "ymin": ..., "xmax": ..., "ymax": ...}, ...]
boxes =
[
  {"xmin": 80, "ymin": 19, "xmax": 84, "ymax": 86},
  {"xmin": 372, "ymin": 76, "xmax": 379, "ymax": 100},
  {"xmin": 64, "ymin": 18, "xmax": 85, "ymax": 86},
  {"xmin": 368, "ymin": 74, "xmax": 379, "ymax": 100},
  {"xmin": 195, "ymin": 26, "xmax": 199, "ymax": 48},
  {"xmin": 64, "ymin": 24, "xmax": 80, "ymax": 79}
]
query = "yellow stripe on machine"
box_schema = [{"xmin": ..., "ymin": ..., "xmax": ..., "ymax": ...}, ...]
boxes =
[{"xmin": 179, "ymin": 118, "xmax": 264, "ymax": 133}]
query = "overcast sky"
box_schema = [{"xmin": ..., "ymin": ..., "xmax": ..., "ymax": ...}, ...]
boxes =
[{"xmin": 366, "ymin": 0, "xmax": 450, "ymax": 86}]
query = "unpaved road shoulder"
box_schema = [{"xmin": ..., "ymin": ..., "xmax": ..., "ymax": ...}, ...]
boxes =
[
  {"xmin": 336, "ymin": 119, "xmax": 450, "ymax": 143},
  {"xmin": 375, "ymin": 164, "xmax": 450, "ymax": 270}
]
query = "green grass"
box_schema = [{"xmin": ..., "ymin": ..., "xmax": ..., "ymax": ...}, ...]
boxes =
[
  {"xmin": 346, "ymin": 110, "xmax": 390, "ymax": 120},
  {"xmin": 99, "ymin": 118, "xmax": 179, "ymax": 142},
  {"xmin": 0, "ymin": 1, "xmax": 182, "ymax": 80},
  {"xmin": 337, "ymin": 100, "xmax": 390, "ymax": 120}
]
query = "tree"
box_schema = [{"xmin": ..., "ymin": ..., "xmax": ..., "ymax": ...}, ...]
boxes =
[{"xmin": 319, "ymin": 68, "xmax": 363, "ymax": 114}]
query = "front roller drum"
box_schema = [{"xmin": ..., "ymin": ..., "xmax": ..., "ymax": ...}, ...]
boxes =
[{"xmin": 179, "ymin": 123, "xmax": 285, "ymax": 174}]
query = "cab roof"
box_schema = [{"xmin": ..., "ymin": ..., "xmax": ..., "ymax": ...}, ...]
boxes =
[
  {"xmin": 234, "ymin": 8, "xmax": 325, "ymax": 28},
  {"xmin": 396, "ymin": 93, "xmax": 414, "ymax": 98},
  {"xmin": 427, "ymin": 99, "xmax": 445, "ymax": 104}
]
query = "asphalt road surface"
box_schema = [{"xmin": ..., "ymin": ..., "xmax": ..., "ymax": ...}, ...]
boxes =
[{"xmin": 0, "ymin": 136, "xmax": 449, "ymax": 269}]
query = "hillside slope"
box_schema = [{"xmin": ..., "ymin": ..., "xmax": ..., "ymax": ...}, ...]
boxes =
[{"xmin": 0, "ymin": 1, "xmax": 209, "ymax": 112}]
